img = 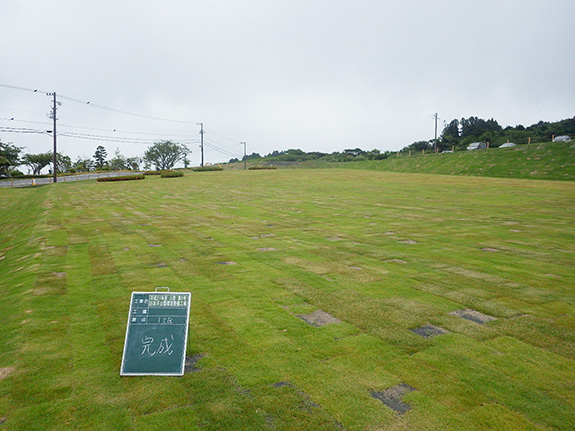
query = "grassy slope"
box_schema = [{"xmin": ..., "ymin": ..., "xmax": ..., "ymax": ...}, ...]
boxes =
[
  {"xmin": 300, "ymin": 141, "xmax": 575, "ymax": 181},
  {"xmin": 1, "ymin": 171, "xmax": 574, "ymax": 430}
]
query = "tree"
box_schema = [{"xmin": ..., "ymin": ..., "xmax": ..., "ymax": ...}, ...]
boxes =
[
  {"xmin": 56, "ymin": 153, "xmax": 72, "ymax": 173},
  {"xmin": 440, "ymin": 119, "xmax": 461, "ymax": 148},
  {"xmin": 22, "ymin": 152, "xmax": 53, "ymax": 175},
  {"xmin": 109, "ymin": 148, "xmax": 127, "ymax": 171},
  {"xmin": 93, "ymin": 146, "xmax": 108, "ymax": 170},
  {"xmin": 400, "ymin": 141, "xmax": 433, "ymax": 153},
  {"xmin": 343, "ymin": 148, "xmax": 367, "ymax": 158},
  {"xmin": 365, "ymin": 149, "xmax": 388, "ymax": 160},
  {"xmin": 125, "ymin": 157, "xmax": 141, "ymax": 170},
  {"xmin": 460, "ymin": 117, "xmax": 501, "ymax": 140},
  {"xmin": 242, "ymin": 152, "xmax": 261, "ymax": 161},
  {"xmin": 73, "ymin": 157, "xmax": 93, "ymax": 173},
  {"xmin": 0, "ymin": 141, "xmax": 23, "ymax": 176},
  {"xmin": 144, "ymin": 140, "xmax": 190, "ymax": 170}
]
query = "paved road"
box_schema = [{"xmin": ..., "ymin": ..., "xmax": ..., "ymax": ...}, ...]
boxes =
[{"xmin": 0, "ymin": 171, "xmax": 143, "ymax": 188}]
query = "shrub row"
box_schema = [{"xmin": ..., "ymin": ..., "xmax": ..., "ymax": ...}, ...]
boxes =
[
  {"xmin": 248, "ymin": 166, "xmax": 277, "ymax": 170},
  {"xmin": 192, "ymin": 166, "xmax": 224, "ymax": 172},
  {"xmin": 160, "ymin": 170, "xmax": 184, "ymax": 178},
  {"xmin": 97, "ymin": 174, "xmax": 145, "ymax": 182}
]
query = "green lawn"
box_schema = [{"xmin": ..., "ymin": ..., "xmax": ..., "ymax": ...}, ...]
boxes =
[{"xmin": 1, "ymin": 170, "xmax": 574, "ymax": 430}]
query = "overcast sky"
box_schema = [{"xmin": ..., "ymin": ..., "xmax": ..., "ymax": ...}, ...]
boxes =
[{"xmin": 1, "ymin": 0, "xmax": 574, "ymax": 167}]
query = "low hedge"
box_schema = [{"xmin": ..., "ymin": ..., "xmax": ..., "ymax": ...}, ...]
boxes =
[
  {"xmin": 143, "ymin": 171, "xmax": 162, "ymax": 175},
  {"xmin": 97, "ymin": 174, "xmax": 145, "ymax": 182},
  {"xmin": 160, "ymin": 170, "xmax": 184, "ymax": 178},
  {"xmin": 192, "ymin": 166, "xmax": 223, "ymax": 172},
  {"xmin": 248, "ymin": 166, "xmax": 277, "ymax": 170}
]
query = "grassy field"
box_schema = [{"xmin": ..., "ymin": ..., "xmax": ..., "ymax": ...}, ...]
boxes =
[{"xmin": 1, "ymin": 169, "xmax": 574, "ymax": 430}]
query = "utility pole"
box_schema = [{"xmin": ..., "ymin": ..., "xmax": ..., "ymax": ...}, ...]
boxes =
[
  {"xmin": 197, "ymin": 123, "xmax": 204, "ymax": 167},
  {"xmin": 242, "ymin": 142, "xmax": 247, "ymax": 170},
  {"xmin": 433, "ymin": 113, "xmax": 439, "ymax": 153},
  {"xmin": 47, "ymin": 92, "xmax": 58, "ymax": 183}
]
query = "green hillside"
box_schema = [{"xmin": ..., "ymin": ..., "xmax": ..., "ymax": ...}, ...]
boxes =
[{"xmin": 336, "ymin": 142, "xmax": 575, "ymax": 181}]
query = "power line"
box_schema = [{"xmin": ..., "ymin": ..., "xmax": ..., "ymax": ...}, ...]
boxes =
[
  {"xmin": 203, "ymin": 138, "xmax": 243, "ymax": 158},
  {"xmin": 61, "ymin": 94, "xmax": 200, "ymax": 124},
  {"xmin": 57, "ymin": 131, "xmax": 198, "ymax": 145},
  {"xmin": 2, "ymin": 83, "xmax": 244, "ymax": 163},
  {"xmin": 0, "ymin": 83, "xmax": 47, "ymax": 94},
  {"xmin": 0, "ymin": 116, "xmax": 197, "ymax": 138},
  {"xmin": 1, "ymin": 83, "xmax": 201, "ymax": 125},
  {"xmin": 0, "ymin": 126, "xmax": 199, "ymax": 146},
  {"xmin": 0, "ymin": 126, "xmax": 47, "ymax": 134}
]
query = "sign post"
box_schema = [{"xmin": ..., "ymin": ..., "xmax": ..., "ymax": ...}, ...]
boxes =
[{"xmin": 120, "ymin": 288, "xmax": 191, "ymax": 376}]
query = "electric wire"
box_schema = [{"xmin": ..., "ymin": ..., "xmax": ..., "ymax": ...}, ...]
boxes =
[
  {"xmin": 1, "ymin": 83, "xmax": 201, "ymax": 125},
  {"xmin": 202, "ymin": 136, "xmax": 243, "ymax": 157}
]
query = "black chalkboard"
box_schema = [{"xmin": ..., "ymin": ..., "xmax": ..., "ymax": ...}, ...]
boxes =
[{"xmin": 120, "ymin": 291, "xmax": 191, "ymax": 376}]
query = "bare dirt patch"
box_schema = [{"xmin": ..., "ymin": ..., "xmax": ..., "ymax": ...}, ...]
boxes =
[
  {"xmin": 184, "ymin": 354, "xmax": 205, "ymax": 373},
  {"xmin": 258, "ymin": 247, "xmax": 278, "ymax": 252},
  {"xmin": 297, "ymin": 310, "xmax": 341, "ymax": 327},
  {"xmin": 216, "ymin": 261, "xmax": 236, "ymax": 265},
  {"xmin": 410, "ymin": 324, "xmax": 449, "ymax": 338},
  {"xmin": 0, "ymin": 367, "xmax": 15, "ymax": 380},
  {"xmin": 370, "ymin": 383, "xmax": 415, "ymax": 414},
  {"xmin": 385, "ymin": 259, "xmax": 407, "ymax": 264},
  {"xmin": 449, "ymin": 308, "xmax": 496, "ymax": 324},
  {"xmin": 252, "ymin": 234, "xmax": 276, "ymax": 239}
]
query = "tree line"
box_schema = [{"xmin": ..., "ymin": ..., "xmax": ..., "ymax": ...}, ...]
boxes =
[
  {"xmin": 2, "ymin": 116, "xmax": 573, "ymax": 177},
  {"xmin": 403, "ymin": 116, "xmax": 575, "ymax": 154},
  {"xmin": 228, "ymin": 148, "xmax": 390, "ymax": 164},
  {"xmin": 0, "ymin": 140, "xmax": 190, "ymax": 177},
  {"xmin": 228, "ymin": 116, "xmax": 574, "ymax": 164}
]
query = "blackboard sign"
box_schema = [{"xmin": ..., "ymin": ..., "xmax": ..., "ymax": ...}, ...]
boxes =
[{"xmin": 120, "ymin": 290, "xmax": 191, "ymax": 376}]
